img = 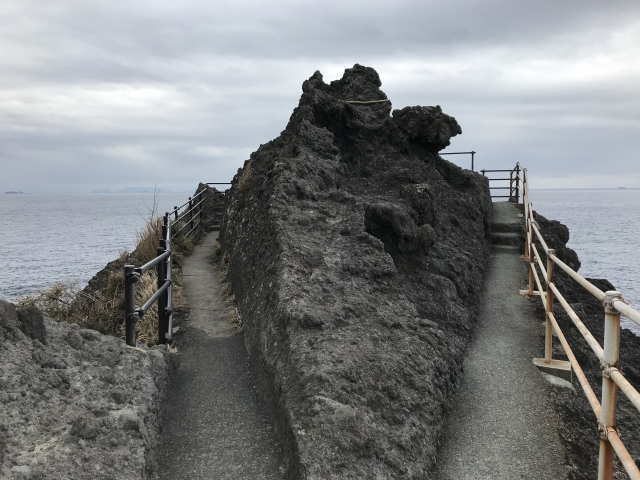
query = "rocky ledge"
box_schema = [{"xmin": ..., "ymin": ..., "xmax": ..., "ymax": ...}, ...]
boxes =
[
  {"xmin": 0, "ymin": 300, "xmax": 168, "ymax": 480},
  {"xmin": 220, "ymin": 65, "xmax": 492, "ymax": 478}
]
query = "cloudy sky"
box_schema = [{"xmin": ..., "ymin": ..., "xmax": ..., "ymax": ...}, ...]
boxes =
[{"xmin": 1, "ymin": 0, "xmax": 639, "ymax": 192}]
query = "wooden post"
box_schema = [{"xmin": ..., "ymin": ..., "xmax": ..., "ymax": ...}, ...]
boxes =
[
  {"xmin": 526, "ymin": 221, "xmax": 534, "ymax": 295},
  {"xmin": 544, "ymin": 249, "xmax": 555, "ymax": 362},
  {"xmin": 124, "ymin": 265, "xmax": 138, "ymax": 346},
  {"xmin": 173, "ymin": 206, "xmax": 178, "ymax": 221},
  {"xmin": 533, "ymin": 248, "xmax": 570, "ymax": 371},
  {"xmin": 598, "ymin": 291, "xmax": 623, "ymax": 480}
]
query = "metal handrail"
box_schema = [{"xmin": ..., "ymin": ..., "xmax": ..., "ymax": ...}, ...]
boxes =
[
  {"xmin": 440, "ymin": 150, "xmax": 476, "ymax": 171},
  {"xmin": 137, "ymin": 280, "xmax": 171, "ymax": 314},
  {"xmin": 521, "ymin": 167, "xmax": 640, "ymax": 480},
  {"xmin": 169, "ymin": 188, "xmax": 207, "ymax": 216},
  {"xmin": 136, "ymin": 250, "xmax": 171, "ymax": 273},
  {"xmin": 481, "ymin": 163, "xmax": 520, "ymax": 202},
  {"xmin": 123, "ymin": 185, "xmax": 223, "ymax": 346}
]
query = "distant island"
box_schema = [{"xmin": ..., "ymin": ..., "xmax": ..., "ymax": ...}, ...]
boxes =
[{"xmin": 4, "ymin": 191, "xmax": 25, "ymax": 194}]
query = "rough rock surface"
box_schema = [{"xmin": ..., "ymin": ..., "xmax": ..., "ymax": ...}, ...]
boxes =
[
  {"xmin": 535, "ymin": 213, "xmax": 640, "ymax": 479},
  {"xmin": 0, "ymin": 299, "xmax": 168, "ymax": 479},
  {"xmin": 220, "ymin": 65, "xmax": 492, "ymax": 479}
]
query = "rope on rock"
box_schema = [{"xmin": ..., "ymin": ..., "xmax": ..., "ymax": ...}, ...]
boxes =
[{"xmin": 342, "ymin": 99, "xmax": 390, "ymax": 104}]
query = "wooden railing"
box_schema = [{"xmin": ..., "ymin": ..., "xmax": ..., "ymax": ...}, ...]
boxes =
[{"xmin": 521, "ymin": 168, "xmax": 640, "ymax": 480}]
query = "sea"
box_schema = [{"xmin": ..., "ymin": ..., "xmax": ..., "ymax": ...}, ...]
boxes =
[
  {"xmin": 1, "ymin": 189, "xmax": 638, "ymax": 332},
  {"xmin": 0, "ymin": 192, "xmax": 189, "ymax": 300}
]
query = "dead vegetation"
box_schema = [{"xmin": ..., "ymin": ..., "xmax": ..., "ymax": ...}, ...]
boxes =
[{"xmin": 18, "ymin": 214, "xmax": 193, "ymax": 345}]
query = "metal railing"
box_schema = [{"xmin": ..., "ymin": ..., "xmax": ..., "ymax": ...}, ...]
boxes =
[
  {"xmin": 521, "ymin": 167, "xmax": 640, "ymax": 480},
  {"xmin": 124, "ymin": 214, "xmax": 173, "ymax": 346},
  {"xmin": 123, "ymin": 184, "xmax": 230, "ymax": 346},
  {"xmin": 440, "ymin": 150, "xmax": 476, "ymax": 171},
  {"xmin": 482, "ymin": 163, "xmax": 520, "ymax": 202}
]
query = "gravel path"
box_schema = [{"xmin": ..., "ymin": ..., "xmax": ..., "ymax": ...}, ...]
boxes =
[
  {"xmin": 157, "ymin": 231, "xmax": 283, "ymax": 480},
  {"xmin": 435, "ymin": 203, "xmax": 568, "ymax": 480}
]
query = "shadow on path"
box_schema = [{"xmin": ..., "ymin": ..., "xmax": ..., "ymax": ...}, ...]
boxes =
[
  {"xmin": 435, "ymin": 203, "xmax": 568, "ymax": 480},
  {"xmin": 157, "ymin": 231, "xmax": 283, "ymax": 479}
]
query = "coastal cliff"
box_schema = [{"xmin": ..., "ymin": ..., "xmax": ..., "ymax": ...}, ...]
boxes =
[{"xmin": 220, "ymin": 65, "xmax": 492, "ymax": 478}]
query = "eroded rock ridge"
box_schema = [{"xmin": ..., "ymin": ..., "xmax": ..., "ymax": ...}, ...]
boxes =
[{"xmin": 220, "ymin": 65, "xmax": 492, "ymax": 479}]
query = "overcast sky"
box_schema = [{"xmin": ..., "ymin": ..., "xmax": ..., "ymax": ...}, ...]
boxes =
[{"xmin": 1, "ymin": 0, "xmax": 639, "ymax": 192}]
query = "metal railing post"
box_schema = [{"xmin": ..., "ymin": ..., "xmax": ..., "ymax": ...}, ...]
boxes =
[
  {"xmin": 544, "ymin": 249, "xmax": 556, "ymax": 361},
  {"xmin": 188, "ymin": 196, "xmax": 193, "ymax": 231},
  {"xmin": 173, "ymin": 206, "xmax": 178, "ymax": 221},
  {"xmin": 598, "ymin": 291, "xmax": 623, "ymax": 480},
  {"xmin": 196, "ymin": 193, "xmax": 202, "ymax": 229},
  {"xmin": 124, "ymin": 265, "xmax": 139, "ymax": 346},
  {"xmin": 157, "ymin": 215, "xmax": 169, "ymax": 344},
  {"xmin": 514, "ymin": 164, "xmax": 521, "ymax": 203},
  {"xmin": 471, "ymin": 151, "xmax": 475, "ymax": 171}
]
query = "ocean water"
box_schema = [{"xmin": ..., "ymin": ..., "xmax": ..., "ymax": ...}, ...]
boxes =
[
  {"xmin": 0, "ymin": 193, "xmax": 188, "ymax": 300},
  {"xmin": 531, "ymin": 189, "xmax": 640, "ymax": 333},
  {"xmin": 1, "ymin": 189, "xmax": 639, "ymax": 333}
]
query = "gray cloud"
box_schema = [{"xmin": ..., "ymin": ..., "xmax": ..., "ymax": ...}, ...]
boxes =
[{"xmin": 1, "ymin": 0, "xmax": 639, "ymax": 191}]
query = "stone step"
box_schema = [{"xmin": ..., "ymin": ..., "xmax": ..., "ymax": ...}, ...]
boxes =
[
  {"xmin": 492, "ymin": 244, "xmax": 521, "ymax": 253},
  {"xmin": 491, "ymin": 222, "xmax": 522, "ymax": 234},
  {"xmin": 490, "ymin": 231, "xmax": 522, "ymax": 247}
]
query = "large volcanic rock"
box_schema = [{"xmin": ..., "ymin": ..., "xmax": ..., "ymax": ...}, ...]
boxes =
[{"xmin": 220, "ymin": 65, "xmax": 492, "ymax": 479}]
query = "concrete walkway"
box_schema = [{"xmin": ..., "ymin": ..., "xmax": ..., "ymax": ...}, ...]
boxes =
[
  {"xmin": 157, "ymin": 231, "xmax": 283, "ymax": 479},
  {"xmin": 435, "ymin": 203, "xmax": 568, "ymax": 480}
]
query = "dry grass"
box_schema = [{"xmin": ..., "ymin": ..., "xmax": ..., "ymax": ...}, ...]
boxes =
[
  {"xmin": 133, "ymin": 216, "xmax": 162, "ymax": 260},
  {"xmin": 134, "ymin": 270, "xmax": 159, "ymax": 345},
  {"xmin": 19, "ymin": 212, "xmax": 196, "ymax": 345},
  {"xmin": 18, "ymin": 270, "xmax": 123, "ymax": 336}
]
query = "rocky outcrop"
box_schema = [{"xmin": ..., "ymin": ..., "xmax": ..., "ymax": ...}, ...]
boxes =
[
  {"xmin": 220, "ymin": 65, "xmax": 492, "ymax": 479},
  {"xmin": 535, "ymin": 213, "xmax": 640, "ymax": 479},
  {"xmin": 194, "ymin": 183, "xmax": 226, "ymax": 232},
  {"xmin": 0, "ymin": 300, "xmax": 168, "ymax": 479}
]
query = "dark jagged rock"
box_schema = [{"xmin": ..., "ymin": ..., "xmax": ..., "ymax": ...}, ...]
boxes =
[
  {"xmin": 16, "ymin": 305, "xmax": 47, "ymax": 344},
  {"xmin": 194, "ymin": 183, "xmax": 226, "ymax": 231},
  {"xmin": 220, "ymin": 65, "xmax": 492, "ymax": 479},
  {"xmin": 393, "ymin": 105, "xmax": 462, "ymax": 151},
  {"xmin": 535, "ymin": 215, "xmax": 640, "ymax": 480}
]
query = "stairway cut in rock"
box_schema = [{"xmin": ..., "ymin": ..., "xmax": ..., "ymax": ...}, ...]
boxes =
[{"xmin": 490, "ymin": 202, "xmax": 523, "ymax": 249}]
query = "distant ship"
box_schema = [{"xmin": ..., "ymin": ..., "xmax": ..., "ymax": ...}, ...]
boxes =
[{"xmin": 4, "ymin": 191, "xmax": 25, "ymax": 194}]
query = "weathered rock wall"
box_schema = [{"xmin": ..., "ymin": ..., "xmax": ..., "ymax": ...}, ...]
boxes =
[
  {"xmin": 220, "ymin": 65, "xmax": 492, "ymax": 479},
  {"xmin": 0, "ymin": 300, "xmax": 168, "ymax": 479},
  {"xmin": 536, "ymin": 213, "xmax": 640, "ymax": 479}
]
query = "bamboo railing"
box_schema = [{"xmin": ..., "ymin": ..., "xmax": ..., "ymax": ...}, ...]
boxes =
[{"xmin": 521, "ymin": 168, "xmax": 640, "ymax": 480}]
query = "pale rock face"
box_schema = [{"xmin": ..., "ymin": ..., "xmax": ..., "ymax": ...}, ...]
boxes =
[{"xmin": 0, "ymin": 299, "xmax": 168, "ymax": 480}]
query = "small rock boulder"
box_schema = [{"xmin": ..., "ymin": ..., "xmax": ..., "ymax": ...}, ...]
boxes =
[
  {"xmin": 364, "ymin": 202, "xmax": 418, "ymax": 255},
  {"xmin": 17, "ymin": 305, "xmax": 47, "ymax": 344}
]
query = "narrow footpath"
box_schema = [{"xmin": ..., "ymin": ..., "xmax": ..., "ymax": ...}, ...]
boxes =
[
  {"xmin": 435, "ymin": 203, "xmax": 568, "ymax": 480},
  {"xmin": 157, "ymin": 231, "xmax": 283, "ymax": 479}
]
